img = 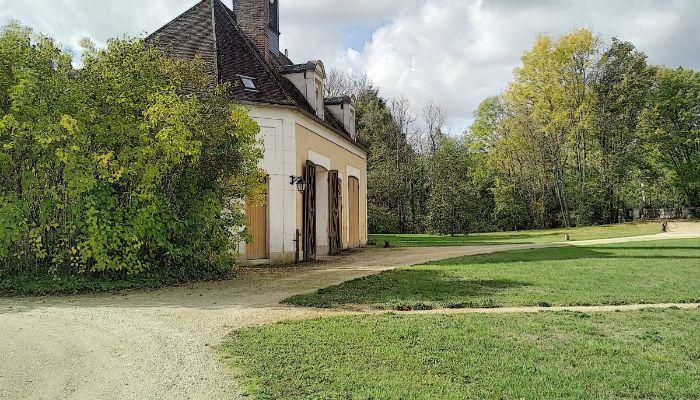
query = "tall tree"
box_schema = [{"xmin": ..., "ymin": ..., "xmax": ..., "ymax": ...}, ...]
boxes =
[
  {"xmin": 592, "ymin": 38, "xmax": 654, "ymax": 222},
  {"xmin": 357, "ymin": 90, "xmax": 403, "ymax": 233},
  {"xmin": 390, "ymin": 96, "xmax": 417, "ymax": 232},
  {"xmin": 499, "ymin": 29, "xmax": 600, "ymax": 227},
  {"xmin": 324, "ymin": 68, "xmax": 371, "ymax": 99},
  {"xmin": 428, "ymin": 136, "xmax": 478, "ymax": 236},
  {"xmin": 641, "ymin": 68, "xmax": 700, "ymax": 206},
  {"xmin": 422, "ymin": 100, "xmax": 446, "ymax": 154}
]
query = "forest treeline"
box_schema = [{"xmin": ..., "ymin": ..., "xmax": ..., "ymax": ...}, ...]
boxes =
[{"xmin": 328, "ymin": 29, "xmax": 700, "ymax": 235}]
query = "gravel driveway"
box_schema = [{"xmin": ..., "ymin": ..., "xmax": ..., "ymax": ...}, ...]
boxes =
[{"xmin": 1, "ymin": 224, "xmax": 698, "ymax": 400}]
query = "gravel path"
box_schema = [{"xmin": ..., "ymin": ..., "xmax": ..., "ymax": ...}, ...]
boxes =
[{"xmin": 1, "ymin": 222, "xmax": 698, "ymax": 400}]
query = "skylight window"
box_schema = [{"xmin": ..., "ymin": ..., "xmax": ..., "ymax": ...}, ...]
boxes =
[{"xmin": 238, "ymin": 75, "xmax": 258, "ymax": 91}]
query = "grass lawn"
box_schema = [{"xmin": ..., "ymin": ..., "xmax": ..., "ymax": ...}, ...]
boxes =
[
  {"xmin": 286, "ymin": 239, "xmax": 700, "ymax": 310},
  {"xmin": 369, "ymin": 222, "xmax": 660, "ymax": 248},
  {"xmin": 222, "ymin": 308, "xmax": 700, "ymax": 400}
]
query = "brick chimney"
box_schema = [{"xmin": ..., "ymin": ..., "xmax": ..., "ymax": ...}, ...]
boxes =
[{"xmin": 232, "ymin": 0, "xmax": 280, "ymax": 61}]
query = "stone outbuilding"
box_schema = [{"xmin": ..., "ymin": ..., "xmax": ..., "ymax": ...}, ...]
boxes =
[{"xmin": 148, "ymin": 0, "xmax": 368, "ymax": 264}]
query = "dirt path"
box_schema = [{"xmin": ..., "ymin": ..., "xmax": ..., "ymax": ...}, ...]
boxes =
[
  {"xmin": 1, "ymin": 222, "xmax": 698, "ymax": 400},
  {"xmin": 562, "ymin": 220, "xmax": 700, "ymax": 245}
]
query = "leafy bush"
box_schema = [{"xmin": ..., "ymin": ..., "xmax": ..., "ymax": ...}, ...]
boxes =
[{"xmin": 0, "ymin": 23, "xmax": 263, "ymax": 286}]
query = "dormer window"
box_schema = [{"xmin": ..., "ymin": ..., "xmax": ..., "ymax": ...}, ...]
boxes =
[
  {"xmin": 324, "ymin": 95, "xmax": 357, "ymax": 139},
  {"xmin": 278, "ymin": 60, "xmax": 327, "ymax": 119},
  {"xmin": 238, "ymin": 75, "xmax": 258, "ymax": 91}
]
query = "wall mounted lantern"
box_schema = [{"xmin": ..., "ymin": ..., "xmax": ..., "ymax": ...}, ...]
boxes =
[{"xmin": 290, "ymin": 176, "xmax": 307, "ymax": 192}]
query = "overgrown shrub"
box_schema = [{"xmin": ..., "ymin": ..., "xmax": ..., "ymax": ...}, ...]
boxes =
[{"xmin": 0, "ymin": 23, "xmax": 263, "ymax": 285}]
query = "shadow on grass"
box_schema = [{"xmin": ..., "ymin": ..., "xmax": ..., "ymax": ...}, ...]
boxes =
[
  {"xmin": 430, "ymin": 245, "xmax": 700, "ymax": 266},
  {"xmin": 370, "ymin": 233, "xmax": 554, "ymax": 247},
  {"xmin": 430, "ymin": 246, "xmax": 606, "ymax": 266},
  {"xmin": 286, "ymin": 240, "xmax": 700, "ymax": 309},
  {"xmin": 285, "ymin": 269, "xmax": 531, "ymax": 308}
]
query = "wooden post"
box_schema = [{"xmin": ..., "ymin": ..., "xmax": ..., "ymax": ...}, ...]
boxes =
[{"xmin": 294, "ymin": 229, "xmax": 300, "ymax": 264}]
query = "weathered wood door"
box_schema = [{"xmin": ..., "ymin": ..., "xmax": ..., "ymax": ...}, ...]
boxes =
[
  {"xmin": 328, "ymin": 170, "xmax": 342, "ymax": 255},
  {"xmin": 246, "ymin": 192, "xmax": 268, "ymax": 260},
  {"xmin": 348, "ymin": 176, "xmax": 360, "ymax": 248},
  {"xmin": 303, "ymin": 161, "xmax": 317, "ymax": 261}
]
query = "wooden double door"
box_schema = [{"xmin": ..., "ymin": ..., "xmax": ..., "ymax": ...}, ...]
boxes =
[{"xmin": 303, "ymin": 161, "xmax": 343, "ymax": 261}]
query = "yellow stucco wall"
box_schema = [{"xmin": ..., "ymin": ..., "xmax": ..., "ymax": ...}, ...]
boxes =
[{"xmin": 295, "ymin": 122, "xmax": 368, "ymax": 248}]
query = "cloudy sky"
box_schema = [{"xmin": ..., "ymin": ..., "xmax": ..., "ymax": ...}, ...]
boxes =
[{"xmin": 2, "ymin": 0, "xmax": 699, "ymax": 133}]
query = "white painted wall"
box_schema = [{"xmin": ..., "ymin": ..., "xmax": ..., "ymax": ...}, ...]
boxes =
[
  {"xmin": 241, "ymin": 106, "xmax": 298, "ymax": 264},
  {"xmin": 307, "ymin": 150, "xmax": 331, "ymax": 170}
]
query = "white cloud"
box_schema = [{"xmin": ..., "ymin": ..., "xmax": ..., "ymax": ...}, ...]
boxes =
[
  {"xmin": 0, "ymin": 0, "xmax": 193, "ymax": 58},
  {"xmin": 353, "ymin": 0, "xmax": 700, "ymax": 132},
  {"xmin": 2, "ymin": 0, "xmax": 700, "ymax": 134}
]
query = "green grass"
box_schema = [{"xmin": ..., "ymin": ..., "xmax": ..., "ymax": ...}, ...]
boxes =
[
  {"xmin": 369, "ymin": 222, "xmax": 660, "ymax": 248},
  {"xmin": 286, "ymin": 239, "xmax": 700, "ymax": 310},
  {"xmin": 222, "ymin": 308, "xmax": 700, "ymax": 400}
]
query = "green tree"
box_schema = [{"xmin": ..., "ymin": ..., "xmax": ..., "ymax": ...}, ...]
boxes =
[
  {"xmin": 506, "ymin": 29, "xmax": 600, "ymax": 227},
  {"xmin": 641, "ymin": 68, "xmax": 700, "ymax": 206},
  {"xmin": 427, "ymin": 137, "xmax": 476, "ymax": 236},
  {"xmin": 592, "ymin": 38, "xmax": 654, "ymax": 222},
  {"xmin": 357, "ymin": 90, "xmax": 425, "ymax": 234}
]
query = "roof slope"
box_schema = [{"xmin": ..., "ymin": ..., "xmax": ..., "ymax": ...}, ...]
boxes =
[
  {"xmin": 146, "ymin": 0, "xmax": 218, "ymax": 81},
  {"xmin": 146, "ymin": 0, "xmax": 358, "ymax": 145}
]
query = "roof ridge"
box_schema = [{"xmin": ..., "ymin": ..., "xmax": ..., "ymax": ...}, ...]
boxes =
[{"xmin": 147, "ymin": 0, "xmax": 210, "ymax": 41}]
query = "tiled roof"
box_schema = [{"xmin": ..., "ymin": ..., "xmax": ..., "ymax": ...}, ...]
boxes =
[
  {"xmin": 278, "ymin": 62, "xmax": 319, "ymax": 74},
  {"xmin": 325, "ymin": 96, "xmax": 354, "ymax": 106},
  {"xmin": 146, "ymin": 0, "xmax": 361, "ymax": 147},
  {"xmin": 146, "ymin": 0, "xmax": 218, "ymax": 87}
]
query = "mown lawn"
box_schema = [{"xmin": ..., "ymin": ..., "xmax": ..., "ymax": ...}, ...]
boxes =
[
  {"xmin": 222, "ymin": 309, "xmax": 700, "ymax": 400},
  {"xmin": 369, "ymin": 222, "xmax": 660, "ymax": 248},
  {"xmin": 286, "ymin": 239, "xmax": 700, "ymax": 310}
]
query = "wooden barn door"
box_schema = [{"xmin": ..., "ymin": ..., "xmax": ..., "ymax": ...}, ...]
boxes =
[
  {"xmin": 303, "ymin": 161, "xmax": 317, "ymax": 261},
  {"xmin": 348, "ymin": 177, "xmax": 360, "ymax": 248},
  {"xmin": 328, "ymin": 170, "xmax": 342, "ymax": 255},
  {"xmin": 246, "ymin": 191, "xmax": 268, "ymax": 260}
]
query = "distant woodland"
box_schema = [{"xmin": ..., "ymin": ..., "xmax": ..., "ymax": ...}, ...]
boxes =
[{"xmin": 327, "ymin": 29, "xmax": 700, "ymax": 235}]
